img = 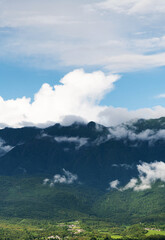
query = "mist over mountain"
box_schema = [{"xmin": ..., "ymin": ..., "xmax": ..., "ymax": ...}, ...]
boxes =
[
  {"xmin": 0, "ymin": 117, "xmax": 165, "ymax": 191},
  {"xmin": 0, "ymin": 117, "xmax": 165, "ymax": 225}
]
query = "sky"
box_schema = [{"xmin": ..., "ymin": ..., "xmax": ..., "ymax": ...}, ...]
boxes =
[{"xmin": 0, "ymin": 0, "xmax": 165, "ymax": 128}]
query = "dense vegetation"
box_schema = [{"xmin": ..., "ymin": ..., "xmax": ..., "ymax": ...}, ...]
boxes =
[
  {"xmin": 0, "ymin": 118, "xmax": 164, "ymax": 238},
  {"xmin": 0, "ymin": 176, "xmax": 164, "ymax": 224},
  {"xmin": 0, "ymin": 218, "xmax": 165, "ymax": 239},
  {"xmin": 93, "ymin": 182, "xmax": 165, "ymax": 224}
]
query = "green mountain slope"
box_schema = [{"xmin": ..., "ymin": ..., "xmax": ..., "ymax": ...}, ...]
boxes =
[
  {"xmin": 0, "ymin": 176, "xmax": 164, "ymax": 225},
  {"xmin": 0, "ymin": 176, "xmax": 101, "ymax": 221},
  {"xmin": 93, "ymin": 182, "xmax": 165, "ymax": 224},
  {"xmin": 0, "ymin": 118, "xmax": 164, "ymax": 225}
]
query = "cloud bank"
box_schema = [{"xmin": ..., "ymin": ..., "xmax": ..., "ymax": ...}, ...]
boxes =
[
  {"xmin": 110, "ymin": 161, "xmax": 165, "ymax": 191},
  {"xmin": 108, "ymin": 126, "xmax": 165, "ymax": 143},
  {"xmin": 1, "ymin": 0, "xmax": 165, "ymax": 72},
  {"xmin": 0, "ymin": 69, "xmax": 165, "ymax": 128}
]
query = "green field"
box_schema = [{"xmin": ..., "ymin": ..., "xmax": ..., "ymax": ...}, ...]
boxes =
[
  {"xmin": 146, "ymin": 230, "xmax": 165, "ymax": 236},
  {"xmin": 0, "ymin": 219, "xmax": 165, "ymax": 240}
]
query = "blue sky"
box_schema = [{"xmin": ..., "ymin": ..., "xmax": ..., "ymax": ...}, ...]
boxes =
[
  {"xmin": 101, "ymin": 67, "xmax": 165, "ymax": 110},
  {"xmin": 0, "ymin": 0, "xmax": 165, "ymax": 128}
]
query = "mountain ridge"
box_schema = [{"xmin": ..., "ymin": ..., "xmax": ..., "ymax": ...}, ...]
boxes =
[
  {"xmin": 0, "ymin": 118, "xmax": 165, "ymax": 189},
  {"xmin": 0, "ymin": 117, "xmax": 165, "ymax": 224}
]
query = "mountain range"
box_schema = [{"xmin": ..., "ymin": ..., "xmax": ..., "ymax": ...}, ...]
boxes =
[{"xmin": 0, "ymin": 117, "xmax": 165, "ymax": 223}]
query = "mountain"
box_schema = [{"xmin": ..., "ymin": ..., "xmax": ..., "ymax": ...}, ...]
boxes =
[
  {"xmin": 0, "ymin": 118, "xmax": 165, "ymax": 188},
  {"xmin": 0, "ymin": 118, "xmax": 165, "ymax": 224}
]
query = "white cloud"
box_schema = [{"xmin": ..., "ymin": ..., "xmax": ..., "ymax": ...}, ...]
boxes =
[
  {"xmin": 104, "ymin": 52, "xmax": 165, "ymax": 72},
  {"xmin": 122, "ymin": 178, "xmax": 138, "ymax": 190},
  {"xmin": 0, "ymin": 69, "xmax": 165, "ymax": 128},
  {"xmin": 99, "ymin": 105, "xmax": 165, "ymax": 127},
  {"xmin": 109, "ymin": 179, "xmax": 120, "ymax": 189},
  {"xmin": 108, "ymin": 125, "xmax": 165, "ymax": 143},
  {"xmin": 109, "ymin": 125, "xmax": 129, "ymax": 139},
  {"xmin": 156, "ymin": 94, "xmax": 165, "ymax": 99},
  {"xmin": 54, "ymin": 137, "xmax": 88, "ymax": 149},
  {"xmin": 0, "ymin": 69, "xmax": 120, "ymax": 128},
  {"xmin": 1, "ymin": 0, "xmax": 165, "ymax": 71},
  {"xmin": 43, "ymin": 178, "xmax": 49, "ymax": 185},
  {"xmin": 43, "ymin": 169, "xmax": 78, "ymax": 186},
  {"xmin": 61, "ymin": 115, "xmax": 86, "ymax": 126},
  {"xmin": 96, "ymin": 0, "xmax": 139, "ymax": 14},
  {"xmin": 96, "ymin": 0, "xmax": 165, "ymax": 15},
  {"xmin": 121, "ymin": 161, "xmax": 165, "ymax": 191},
  {"xmin": 0, "ymin": 96, "xmax": 31, "ymax": 128}
]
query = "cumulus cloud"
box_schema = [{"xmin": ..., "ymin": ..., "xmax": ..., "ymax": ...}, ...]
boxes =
[
  {"xmin": 1, "ymin": 69, "xmax": 165, "ymax": 128},
  {"xmin": 43, "ymin": 169, "xmax": 78, "ymax": 187},
  {"xmin": 121, "ymin": 161, "xmax": 165, "ymax": 191},
  {"xmin": 54, "ymin": 136, "xmax": 88, "ymax": 149},
  {"xmin": 0, "ymin": 69, "xmax": 119, "ymax": 128},
  {"xmin": 0, "ymin": 96, "xmax": 31, "ymax": 128}
]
